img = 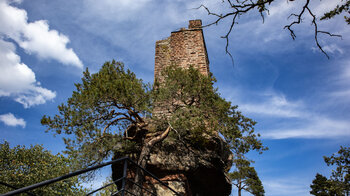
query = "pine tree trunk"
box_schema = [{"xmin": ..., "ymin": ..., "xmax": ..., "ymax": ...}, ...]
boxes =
[
  {"xmin": 238, "ymin": 180, "xmax": 242, "ymax": 196},
  {"xmin": 132, "ymin": 126, "xmax": 171, "ymax": 194}
]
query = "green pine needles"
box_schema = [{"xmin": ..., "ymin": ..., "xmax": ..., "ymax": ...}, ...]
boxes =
[{"xmin": 41, "ymin": 60, "xmax": 267, "ymax": 184}]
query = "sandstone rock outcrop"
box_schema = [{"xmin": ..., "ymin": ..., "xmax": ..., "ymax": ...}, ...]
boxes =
[{"xmin": 112, "ymin": 135, "xmax": 233, "ymax": 195}]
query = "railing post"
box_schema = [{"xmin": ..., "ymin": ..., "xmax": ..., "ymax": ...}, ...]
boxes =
[{"xmin": 121, "ymin": 158, "xmax": 128, "ymax": 196}]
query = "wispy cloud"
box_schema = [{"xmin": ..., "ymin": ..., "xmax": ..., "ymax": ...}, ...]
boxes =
[
  {"xmin": 312, "ymin": 44, "xmax": 344, "ymax": 55},
  {"xmin": 239, "ymin": 93, "xmax": 304, "ymax": 118},
  {"xmin": 0, "ymin": 113, "xmax": 26, "ymax": 128},
  {"xmin": 251, "ymin": 95, "xmax": 350, "ymax": 139},
  {"xmin": 222, "ymin": 87, "xmax": 350, "ymax": 139},
  {"xmin": 262, "ymin": 116, "xmax": 350, "ymax": 139},
  {"xmin": 312, "ymin": 0, "xmax": 343, "ymax": 17},
  {"xmin": 208, "ymin": 0, "xmax": 349, "ymax": 56},
  {"xmin": 83, "ymin": 0, "xmax": 151, "ymax": 23},
  {"xmin": 327, "ymin": 59, "xmax": 350, "ymax": 101},
  {"xmin": 263, "ymin": 178, "xmax": 310, "ymax": 196}
]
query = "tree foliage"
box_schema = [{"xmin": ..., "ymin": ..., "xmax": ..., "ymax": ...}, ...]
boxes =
[
  {"xmin": 310, "ymin": 146, "xmax": 350, "ymax": 196},
  {"xmin": 42, "ymin": 61, "xmax": 151, "ymax": 169},
  {"xmin": 310, "ymin": 173, "xmax": 337, "ymax": 196},
  {"xmin": 41, "ymin": 60, "xmax": 266, "ymax": 187},
  {"xmin": 199, "ymin": 0, "xmax": 347, "ymax": 59},
  {"xmin": 153, "ymin": 65, "xmax": 266, "ymax": 154},
  {"xmin": 229, "ymin": 157, "xmax": 264, "ymax": 196},
  {"xmin": 321, "ymin": 0, "xmax": 350, "ymax": 24},
  {"xmin": 0, "ymin": 141, "xmax": 86, "ymax": 195}
]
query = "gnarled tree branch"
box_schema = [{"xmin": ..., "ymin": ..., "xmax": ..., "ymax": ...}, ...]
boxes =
[
  {"xmin": 198, "ymin": 0, "xmax": 342, "ymax": 60},
  {"xmin": 284, "ymin": 0, "xmax": 342, "ymax": 59}
]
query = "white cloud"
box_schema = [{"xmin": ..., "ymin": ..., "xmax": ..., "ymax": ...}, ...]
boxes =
[
  {"xmin": 0, "ymin": 0, "xmax": 83, "ymax": 68},
  {"xmin": 343, "ymin": 63, "xmax": 350, "ymax": 79},
  {"xmin": 239, "ymin": 93, "xmax": 304, "ymax": 118},
  {"xmin": 214, "ymin": 0, "xmax": 350, "ymax": 56},
  {"xmin": 0, "ymin": 39, "xmax": 56, "ymax": 108},
  {"xmin": 262, "ymin": 117, "xmax": 350, "ymax": 139},
  {"xmin": 83, "ymin": 0, "xmax": 151, "ymax": 22},
  {"xmin": 218, "ymin": 0, "xmax": 350, "ymax": 139},
  {"xmin": 0, "ymin": 113, "xmax": 26, "ymax": 128},
  {"xmin": 263, "ymin": 179, "xmax": 310, "ymax": 196},
  {"xmin": 328, "ymin": 59, "xmax": 350, "ymax": 99},
  {"xmin": 0, "ymin": 0, "xmax": 81, "ymax": 107},
  {"xmin": 222, "ymin": 87, "xmax": 350, "ymax": 139},
  {"xmin": 77, "ymin": 0, "xmax": 207, "ymax": 72},
  {"xmin": 312, "ymin": 44, "xmax": 344, "ymax": 54},
  {"xmin": 330, "ymin": 89, "xmax": 350, "ymax": 98},
  {"xmin": 14, "ymin": 86, "xmax": 57, "ymax": 108},
  {"xmin": 18, "ymin": 20, "xmax": 83, "ymax": 67},
  {"xmin": 0, "ymin": 40, "xmax": 35, "ymax": 95},
  {"xmin": 222, "ymin": 88, "xmax": 305, "ymax": 118},
  {"xmin": 248, "ymin": 94, "xmax": 350, "ymax": 139},
  {"xmin": 312, "ymin": 0, "xmax": 342, "ymax": 18},
  {"xmin": 268, "ymin": 0, "xmax": 297, "ymax": 18},
  {"xmin": 337, "ymin": 60, "xmax": 350, "ymax": 84}
]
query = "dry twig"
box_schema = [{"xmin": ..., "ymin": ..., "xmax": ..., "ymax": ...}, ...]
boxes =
[{"xmin": 198, "ymin": 0, "xmax": 342, "ymax": 60}]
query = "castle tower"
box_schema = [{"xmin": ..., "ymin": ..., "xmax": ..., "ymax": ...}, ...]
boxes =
[
  {"xmin": 154, "ymin": 19, "xmax": 210, "ymax": 82},
  {"xmin": 113, "ymin": 20, "xmax": 232, "ymax": 196},
  {"xmin": 148, "ymin": 23, "xmax": 232, "ymax": 194},
  {"xmin": 153, "ymin": 20, "xmax": 210, "ymax": 117}
]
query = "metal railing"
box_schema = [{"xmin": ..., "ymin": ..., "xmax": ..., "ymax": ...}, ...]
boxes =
[{"xmin": 1, "ymin": 157, "xmax": 180, "ymax": 196}]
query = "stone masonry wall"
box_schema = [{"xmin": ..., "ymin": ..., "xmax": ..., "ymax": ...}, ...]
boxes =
[
  {"xmin": 154, "ymin": 19, "xmax": 209, "ymax": 82},
  {"xmin": 153, "ymin": 20, "xmax": 210, "ymax": 116}
]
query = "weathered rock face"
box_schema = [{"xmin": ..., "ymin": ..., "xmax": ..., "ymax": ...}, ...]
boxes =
[
  {"xmin": 112, "ymin": 135, "xmax": 233, "ymax": 195},
  {"xmin": 146, "ymin": 136, "xmax": 233, "ymax": 195}
]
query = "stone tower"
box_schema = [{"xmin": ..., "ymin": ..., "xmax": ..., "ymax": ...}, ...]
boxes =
[
  {"xmin": 153, "ymin": 19, "xmax": 210, "ymax": 117},
  {"xmin": 148, "ymin": 20, "xmax": 231, "ymax": 195},
  {"xmin": 113, "ymin": 20, "xmax": 232, "ymax": 196},
  {"xmin": 154, "ymin": 19, "xmax": 210, "ymax": 81}
]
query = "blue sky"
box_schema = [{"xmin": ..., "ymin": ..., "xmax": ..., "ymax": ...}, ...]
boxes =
[{"xmin": 0, "ymin": 0, "xmax": 349, "ymax": 195}]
